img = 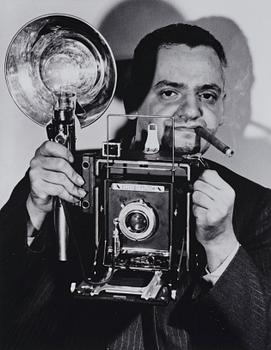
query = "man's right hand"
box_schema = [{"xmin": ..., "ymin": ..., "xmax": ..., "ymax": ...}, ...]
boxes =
[{"xmin": 26, "ymin": 141, "xmax": 86, "ymax": 230}]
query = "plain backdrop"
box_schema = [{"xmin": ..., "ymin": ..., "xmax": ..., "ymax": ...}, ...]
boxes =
[{"xmin": 1, "ymin": 0, "xmax": 271, "ymax": 208}]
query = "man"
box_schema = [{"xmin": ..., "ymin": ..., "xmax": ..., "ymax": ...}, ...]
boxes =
[{"xmin": 1, "ymin": 23, "xmax": 271, "ymax": 350}]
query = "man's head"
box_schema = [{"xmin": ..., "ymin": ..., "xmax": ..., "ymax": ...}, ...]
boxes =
[{"xmin": 123, "ymin": 23, "xmax": 227, "ymax": 154}]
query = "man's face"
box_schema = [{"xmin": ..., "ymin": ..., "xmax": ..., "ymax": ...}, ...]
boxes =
[{"xmin": 136, "ymin": 44, "xmax": 225, "ymax": 154}]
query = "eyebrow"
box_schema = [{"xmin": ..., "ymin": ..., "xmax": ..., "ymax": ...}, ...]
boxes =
[
  {"xmin": 153, "ymin": 80, "xmax": 185, "ymax": 89},
  {"xmin": 199, "ymin": 84, "xmax": 222, "ymax": 95},
  {"xmin": 153, "ymin": 80, "xmax": 222, "ymax": 95}
]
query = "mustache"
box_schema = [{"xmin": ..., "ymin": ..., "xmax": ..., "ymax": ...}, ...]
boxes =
[{"xmin": 163, "ymin": 119, "xmax": 207, "ymax": 129}]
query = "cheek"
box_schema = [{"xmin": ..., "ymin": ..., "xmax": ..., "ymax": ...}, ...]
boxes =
[
  {"xmin": 202, "ymin": 107, "xmax": 222, "ymax": 131},
  {"xmin": 138, "ymin": 95, "xmax": 177, "ymax": 116}
]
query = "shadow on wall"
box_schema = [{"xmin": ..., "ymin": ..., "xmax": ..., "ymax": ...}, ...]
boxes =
[
  {"xmin": 192, "ymin": 17, "xmax": 271, "ymax": 188},
  {"xmin": 99, "ymin": 0, "xmax": 185, "ymax": 101},
  {"xmin": 98, "ymin": 0, "xmax": 271, "ymax": 188}
]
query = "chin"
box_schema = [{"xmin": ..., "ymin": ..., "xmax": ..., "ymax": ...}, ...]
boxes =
[{"xmin": 174, "ymin": 146, "xmax": 199, "ymax": 155}]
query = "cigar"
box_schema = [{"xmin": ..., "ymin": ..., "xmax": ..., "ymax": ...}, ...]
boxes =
[{"xmin": 195, "ymin": 126, "xmax": 234, "ymax": 157}]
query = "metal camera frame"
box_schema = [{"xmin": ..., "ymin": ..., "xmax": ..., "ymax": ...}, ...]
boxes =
[{"xmin": 71, "ymin": 115, "xmax": 206, "ymax": 304}]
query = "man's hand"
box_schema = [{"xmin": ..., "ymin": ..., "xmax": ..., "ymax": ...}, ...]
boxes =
[
  {"xmin": 192, "ymin": 169, "xmax": 239, "ymax": 272},
  {"xmin": 26, "ymin": 141, "xmax": 86, "ymax": 230}
]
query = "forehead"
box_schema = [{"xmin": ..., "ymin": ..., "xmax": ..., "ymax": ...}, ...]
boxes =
[{"xmin": 154, "ymin": 44, "xmax": 224, "ymax": 86}]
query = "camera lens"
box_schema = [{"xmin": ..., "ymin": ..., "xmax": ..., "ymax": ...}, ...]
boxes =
[
  {"xmin": 118, "ymin": 200, "xmax": 156, "ymax": 241},
  {"xmin": 126, "ymin": 211, "xmax": 149, "ymax": 234}
]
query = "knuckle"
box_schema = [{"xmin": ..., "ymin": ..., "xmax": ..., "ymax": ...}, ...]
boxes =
[
  {"xmin": 56, "ymin": 158, "xmax": 66, "ymax": 169},
  {"xmin": 31, "ymin": 181, "xmax": 44, "ymax": 197},
  {"xmin": 60, "ymin": 187, "xmax": 68, "ymax": 198},
  {"xmin": 41, "ymin": 140, "xmax": 52, "ymax": 154},
  {"xmin": 35, "ymin": 141, "xmax": 51, "ymax": 157},
  {"xmin": 193, "ymin": 180, "xmax": 199, "ymax": 190},
  {"xmin": 68, "ymin": 167, "xmax": 77, "ymax": 183},
  {"xmin": 64, "ymin": 193, "xmax": 76, "ymax": 203},
  {"xmin": 28, "ymin": 167, "xmax": 35, "ymax": 180},
  {"xmin": 192, "ymin": 191, "xmax": 196, "ymax": 201},
  {"xmin": 56, "ymin": 186, "xmax": 65, "ymax": 197},
  {"xmin": 71, "ymin": 183, "xmax": 79, "ymax": 195},
  {"xmin": 65, "ymin": 181, "xmax": 76, "ymax": 196},
  {"xmin": 71, "ymin": 170, "xmax": 80, "ymax": 183},
  {"xmin": 194, "ymin": 180, "xmax": 204, "ymax": 191},
  {"xmin": 58, "ymin": 172, "xmax": 67, "ymax": 184},
  {"xmin": 58, "ymin": 189, "xmax": 67, "ymax": 200},
  {"xmin": 30, "ymin": 156, "xmax": 40, "ymax": 169},
  {"xmin": 66, "ymin": 149, "xmax": 72, "ymax": 161},
  {"xmin": 202, "ymin": 169, "xmax": 217, "ymax": 180},
  {"xmin": 192, "ymin": 204, "xmax": 199, "ymax": 215},
  {"xmin": 70, "ymin": 194, "xmax": 78, "ymax": 203},
  {"xmin": 29, "ymin": 167, "xmax": 39, "ymax": 183},
  {"xmin": 192, "ymin": 191, "xmax": 200, "ymax": 202},
  {"xmin": 65, "ymin": 166, "xmax": 78, "ymax": 183},
  {"xmin": 37, "ymin": 191, "xmax": 48, "ymax": 200},
  {"xmin": 44, "ymin": 140, "xmax": 52, "ymax": 149},
  {"xmin": 29, "ymin": 157, "xmax": 36, "ymax": 169}
]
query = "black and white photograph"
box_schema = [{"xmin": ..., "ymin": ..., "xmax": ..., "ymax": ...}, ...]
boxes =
[{"xmin": 1, "ymin": 1, "xmax": 271, "ymax": 349}]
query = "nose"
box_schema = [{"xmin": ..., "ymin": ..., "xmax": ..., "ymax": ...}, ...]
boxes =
[{"xmin": 174, "ymin": 94, "xmax": 202, "ymax": 122}]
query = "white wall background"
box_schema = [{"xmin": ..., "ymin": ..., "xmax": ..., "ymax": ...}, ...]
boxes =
[{"xmin": 1, "ymin": 0, "xmax": 271, "ymax": 208}]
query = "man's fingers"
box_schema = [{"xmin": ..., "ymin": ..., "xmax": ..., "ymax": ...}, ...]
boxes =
[
  {"xmin": 32, "ymin": 180, "xmax": 82, "ymax": 204},
  {"xmin": 192, "ymin": 204, "xmax": 207, "ymax": 219},
  {"xmin": 42, "ymin": 170, "xmax": 86, "ymax": 198},
  {"xmin": 192, "ymin": 190, "xmax": 213, "ymax": 209},
  {"xmin": 35, "ymin": 141, "xmax": 74, "ymax": 163},
  {"xmin": 196, "ymin": 170, "xmax": 235, "ymax": 203},
  {"xmin": 30, "ymin": 156, "xmax": 84, "ymax": 187},
  {"xmin": 193, "ymin": 180, "xmax": 217, "ymax": 201},
  {"xmin": 30, "ymin": 168, "xmax": 86, "ymax": 199},
  {"xmin": 198, "ymin": 169, "xmax": 227, "ymax": 190}
]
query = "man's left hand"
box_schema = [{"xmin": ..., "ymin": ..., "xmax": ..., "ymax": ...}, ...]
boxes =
[{"xmin": 192, "ymin": 169, "xmax": 239, "ymax": 272}]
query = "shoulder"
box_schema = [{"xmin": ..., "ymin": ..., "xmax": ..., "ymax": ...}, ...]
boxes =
[
  {"xmin": 1, "ymin": 171, "xmax": 30, "ymax": 213},
  {"xmin": 206, "ymin": 158, "xmax": 271, "ymax": 197},
  {"xmin": 207, "ymin": 159, "xmax": 271, "ymax": 244}
]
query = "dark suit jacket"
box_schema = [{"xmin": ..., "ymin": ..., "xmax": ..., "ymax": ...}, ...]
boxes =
[{"xmin": 1, "ymin": 160, "xmax": 271, "ymax": 350}]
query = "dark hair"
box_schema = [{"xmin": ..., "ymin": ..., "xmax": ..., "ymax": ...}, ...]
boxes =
[{"xmin": 123, "ymin": 23, "xmax": 227, "ymax": 113}]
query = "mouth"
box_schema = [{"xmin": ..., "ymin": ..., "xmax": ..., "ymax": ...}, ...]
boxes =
[
  {"xmin": 173, "ymin": 120, "xmax": 207, "ymax": 129},
  {"xmin": 174, "ymin": 126, "xmax": 196, "ymax": 132},
  {"xmin": 163, "ymin": 119, "xmax": 207, "ymax": 130}
]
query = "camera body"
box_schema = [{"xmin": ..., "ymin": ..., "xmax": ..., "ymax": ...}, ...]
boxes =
[{"xmin": 71, "ymin": 144, "xmax": 206, "ymax": 304}]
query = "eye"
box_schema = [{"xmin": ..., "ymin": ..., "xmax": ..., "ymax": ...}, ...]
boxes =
[
  {"xmin": 159, "ymin": 89, "xmax": 179, "ymax": 100},
  {"xmin": 198, "ymin": 92, "xmax": 218, "ymax": 104}
]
